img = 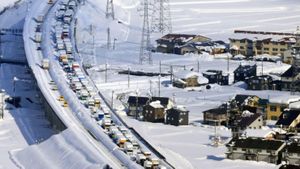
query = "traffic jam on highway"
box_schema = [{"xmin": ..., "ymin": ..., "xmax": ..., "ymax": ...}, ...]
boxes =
[{"xmin": 35, "ymin": 0, "xmax": 167, "ymax": 168}]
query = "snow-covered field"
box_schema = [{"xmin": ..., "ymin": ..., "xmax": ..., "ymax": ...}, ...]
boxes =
[{"xmin": 75, "ymin": 0, "xmax": 300, "ymax": 168}]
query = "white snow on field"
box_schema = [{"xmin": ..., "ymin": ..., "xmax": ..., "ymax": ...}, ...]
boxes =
[{"xmin": 74, "ymin": 0, "xmax": 300, "ymax": 168}]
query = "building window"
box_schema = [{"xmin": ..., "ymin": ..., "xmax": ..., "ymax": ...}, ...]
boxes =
[
  {"xmin": 240, "ymin": 46, "xmax": 245, "ymax": 49},
  {"xmin": 270, "ymin": 105, "xmax": 277, "ymax": 112},
  {"xmin": 280, "ymin": 48, "xmax": 286, "ymax": 51},
  {"xmin": 242, "ymin": 148, "xmax": 246, "ymax": 151},
  {"xmin": 264, "ymin": 48, "xmax": 269, "ymax": 51},
  {"xmin": 240, "ymin": 40, "xmax": 246, "ymax": 43},
  {"xmin": 272, "ymin": 48, "xmax": 278, "ymax": 51},
  {"xmin": 271, "ymin": 116, "xmax": 278, "ymax": 121}
]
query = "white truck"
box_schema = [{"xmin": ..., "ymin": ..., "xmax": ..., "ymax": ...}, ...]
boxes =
[
  {"xmin": 35, "ymin": 32, "xmax": 42, "ymax": 42},
  {"xmin": 144, "ymin": 161, "xmax": 153, "ymax": 169},
  {"xmin": 124, "ymin": 142, "xmax": 134, "ymax": 155},
  {"xmin": 136, "ymin": 153, "xmax": 147, "ymax": 165},
  {"xmin": 42, "ymin": 59, "xmax": 50, "ymax": 69}
]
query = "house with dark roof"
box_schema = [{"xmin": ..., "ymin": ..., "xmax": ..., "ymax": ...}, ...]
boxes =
[
  {"xmin": 203, "ymin": 106, "xmax": 228, "ymax": 125},
  {"xmin": 226, "ymin": 137, "xmax": 285, "ymax": 164},
  {"xmin": 142, "ymin": 101, "xmax": 165, "ymax": 123},
  {"xmin": 202, "ymin": 70, "xmax": 229, "ymax": 85},
  {"xmin": 281, "ymin": 66, "xmax": 300, "ymax": 92},
  {"xmin": 283, "ymin": 142, "xmax": 300, "ymax": 166},
  {"xmin": 233, "ymin": 64, "xmax": 257, "ymax": 83},
  {"xmin": 165, "ymin": 106, "xmax": 189, "ymax": 126},
  {"xmin": 127, "ymin": 96, "xmax": 150, "ymax": 116},
  {"xmin": 156, "ymin": 34, "xmax": 211, "ymax": 54},
  {"xmin": 275, "ymin": 109, "xmax": 300, "ymax": 130},
  {"xmin": 127, "ymin": 96, "xmax": 173, "ymax": 117},
  {"xmin": 245, "ymin": 75, "xmax": 273, "ymax": 90},
  {"xmin": 238, "ymin": 113, "xmax": 264, "ymax": 130},
  {"xmin": 230, "ymin": 94, "xmax": 261, "ymax": 113}
]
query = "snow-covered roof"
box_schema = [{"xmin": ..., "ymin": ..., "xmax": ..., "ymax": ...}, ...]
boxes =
[
  {"xmin": 173, "ymin": 105, "xmax": 188, "ymax": 112},
  {"xmin": 198, "ymin": 76, "xmax": 209, "ymax": 84},
  {"xmin": 174, "ymin": 70, "xmax": 199, "ymax": 79},
  {"xmin": 269, "ymin": 95, "xmax": 300, "ymax": 104},
  {"xmin": 234, "ymin": 54, "xmax": 246, "ymax": 59},
  {"xmin": 230, "ymin": 33, "xmax": 296, "ymax": 43},
  {"xmin": 289, "ymin": 101, "xmax": 300, "ymax": 110},
  {"xmin": 149, "ymin": 101, "xmax": 164, "ymax": 109}
]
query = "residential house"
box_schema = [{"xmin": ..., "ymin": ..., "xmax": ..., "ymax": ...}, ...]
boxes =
[
  {"xmin": 281, "ymin": 66, "xmax": 300, "ymax": 92},
  {"xmin": 275, "ymin": 109, "xmax": 300, "ymax": 131},
  {"xmin": 229, "ymin": 30, "xmax": 296, "ymax": 57},
  {"xmin": 267, "ymin": 96, "xmax": 300, "ymax": 121},
  {"xmin": 142, "ymin": 101, "xmax": 165, "ymax": 123},
  {"xmin": 173, "ymin": 70, "xmax": 209, "ymax": 88},
  {"xmin": 127, "ymin": 96, "xmax": 149, "ymax": 117},
  {"xmin": 233, "ymin": 64, "xmax": 257, "ymax": 83},
  {"xmin": 226, "ymin": 137, "xmax": 286, "ymax": 164},
  {"xmin": 203, "ymin": 105, "xmax": 228, "ymax": 125},
  {"xmin": 165, "ymin": 106, "xmax": 189, "ymax": 126},
  {"xmin": 284, "ymin": 142, "xmax": 300, "ymax": 166},
  {"xmin": 202, "ymin": 70, "xmax": 229, "ymax": 85},
  {"xmin": 180, "ymin": 41, "xmax": 228, "ymax": 55},
  {"xmin": 127, "ymin": 96, "xmax": 173, "ymax": 117},
  {"xmin": 283, "ymin": 27, "xmax": 300, "ymax": 65},
  {"xmin": 230, "ymin": 94, "xmax": 261, "ymax": 113},
  {"xmin": 156, "ymin": 34, "xmax": 211, "ymax": 54},
  {"xmin": 238, "ymin": 113, "xmax": 264, "ymax": 130},
  {"xmin": 245, "ymin": 75, "xmax": 273, "ymax": 90}
]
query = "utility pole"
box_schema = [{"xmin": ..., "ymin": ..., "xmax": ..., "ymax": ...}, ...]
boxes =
[
  {"xmin": 113, "ymin": 38, "xmax": 117, "ymax": 50},
  {"xmin": 170, "ymin": 65, "xmax": 173, "ymax": 83},
  {"xmin": 151, "ymin": 0, "xmax": 172, "ymax": 34},
  {"xmin": 158, "ymin": 75, "xmax": 161, "ymax": 97},
  {"xmin": 106, "ymin": 0, "xmax": 115, "ymax": 20},
  {"xmin": 128, "ymin": 67, "xmax": 130, "ymax": 88},
  {"xmin": 107, "ymin": 27, "xmax": 111, "ymax": 50},
  {"xmin": 111, "ymin": 90, "xmax": 114, "ymax": 108},
  {"xmin": 105, "ymin": 63, "xmax": 108, "ymax": 83},
  {"xmin": 139, "ymin": 0, "xmax": 152, "ymax": 64}
]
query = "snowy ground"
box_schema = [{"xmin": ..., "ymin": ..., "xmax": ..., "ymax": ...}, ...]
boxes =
[
  {"xmin": 0, "ymin": 1, "xmax": 55, "ymax": 168},
  {"xmin": 75, "ymin": 0, "xmax": 300, "ymax": 168}
]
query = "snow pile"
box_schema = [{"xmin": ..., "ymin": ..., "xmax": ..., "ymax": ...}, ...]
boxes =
[
  {"xmin": 0, "ymin": 0, "xmax": 20, "ymax": 12},
  {"xmin": 174, "ymin": 70, "xmax": 199, "ymax": 79},
  {"xmin": 12, "ymin": 128, "xmax": 109, "ymax": 169},
  {"xmin": 150, "ymin": 100, "xmax": 164, "ymax": 108},
  {"xmin": 289, "ymin": 101, "xmax": 300, "ymax": 110},
  {"xmin": 269, "ymin": 95, "xmax": 300, "ymax": 104}
]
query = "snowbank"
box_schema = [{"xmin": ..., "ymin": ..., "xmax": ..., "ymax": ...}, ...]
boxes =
[
  {"xmin": 269, "ymin": 95, "xmax": 300, "ymax": 104},
  {"xmin": 12, "ymin": 128, "xmax": 108, "ymax": 169}
]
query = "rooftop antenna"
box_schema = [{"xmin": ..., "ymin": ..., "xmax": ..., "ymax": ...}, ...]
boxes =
[
  {"xmin": 151, "ymin": 0, "xmax": 172, "ymax": 34},
  {"xmin": 106, "ymin": 0, "xmax": 115, "ymax": 20},
  {"xmin": 139, "ymin": 0, "xmax": 152, "ymax": 64}
]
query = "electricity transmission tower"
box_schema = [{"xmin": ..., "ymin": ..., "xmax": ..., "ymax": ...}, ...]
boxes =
[
  {"xmin": 151, "ymin": 0, "xmax": 172, "ymax": 34},
  {"xmin": 106, "ymin": 0, "xmax": 115, "ymax": 20},
  {"xmin": 139, "ymin": 0, "xmax": 152, "ymax": 64}
]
